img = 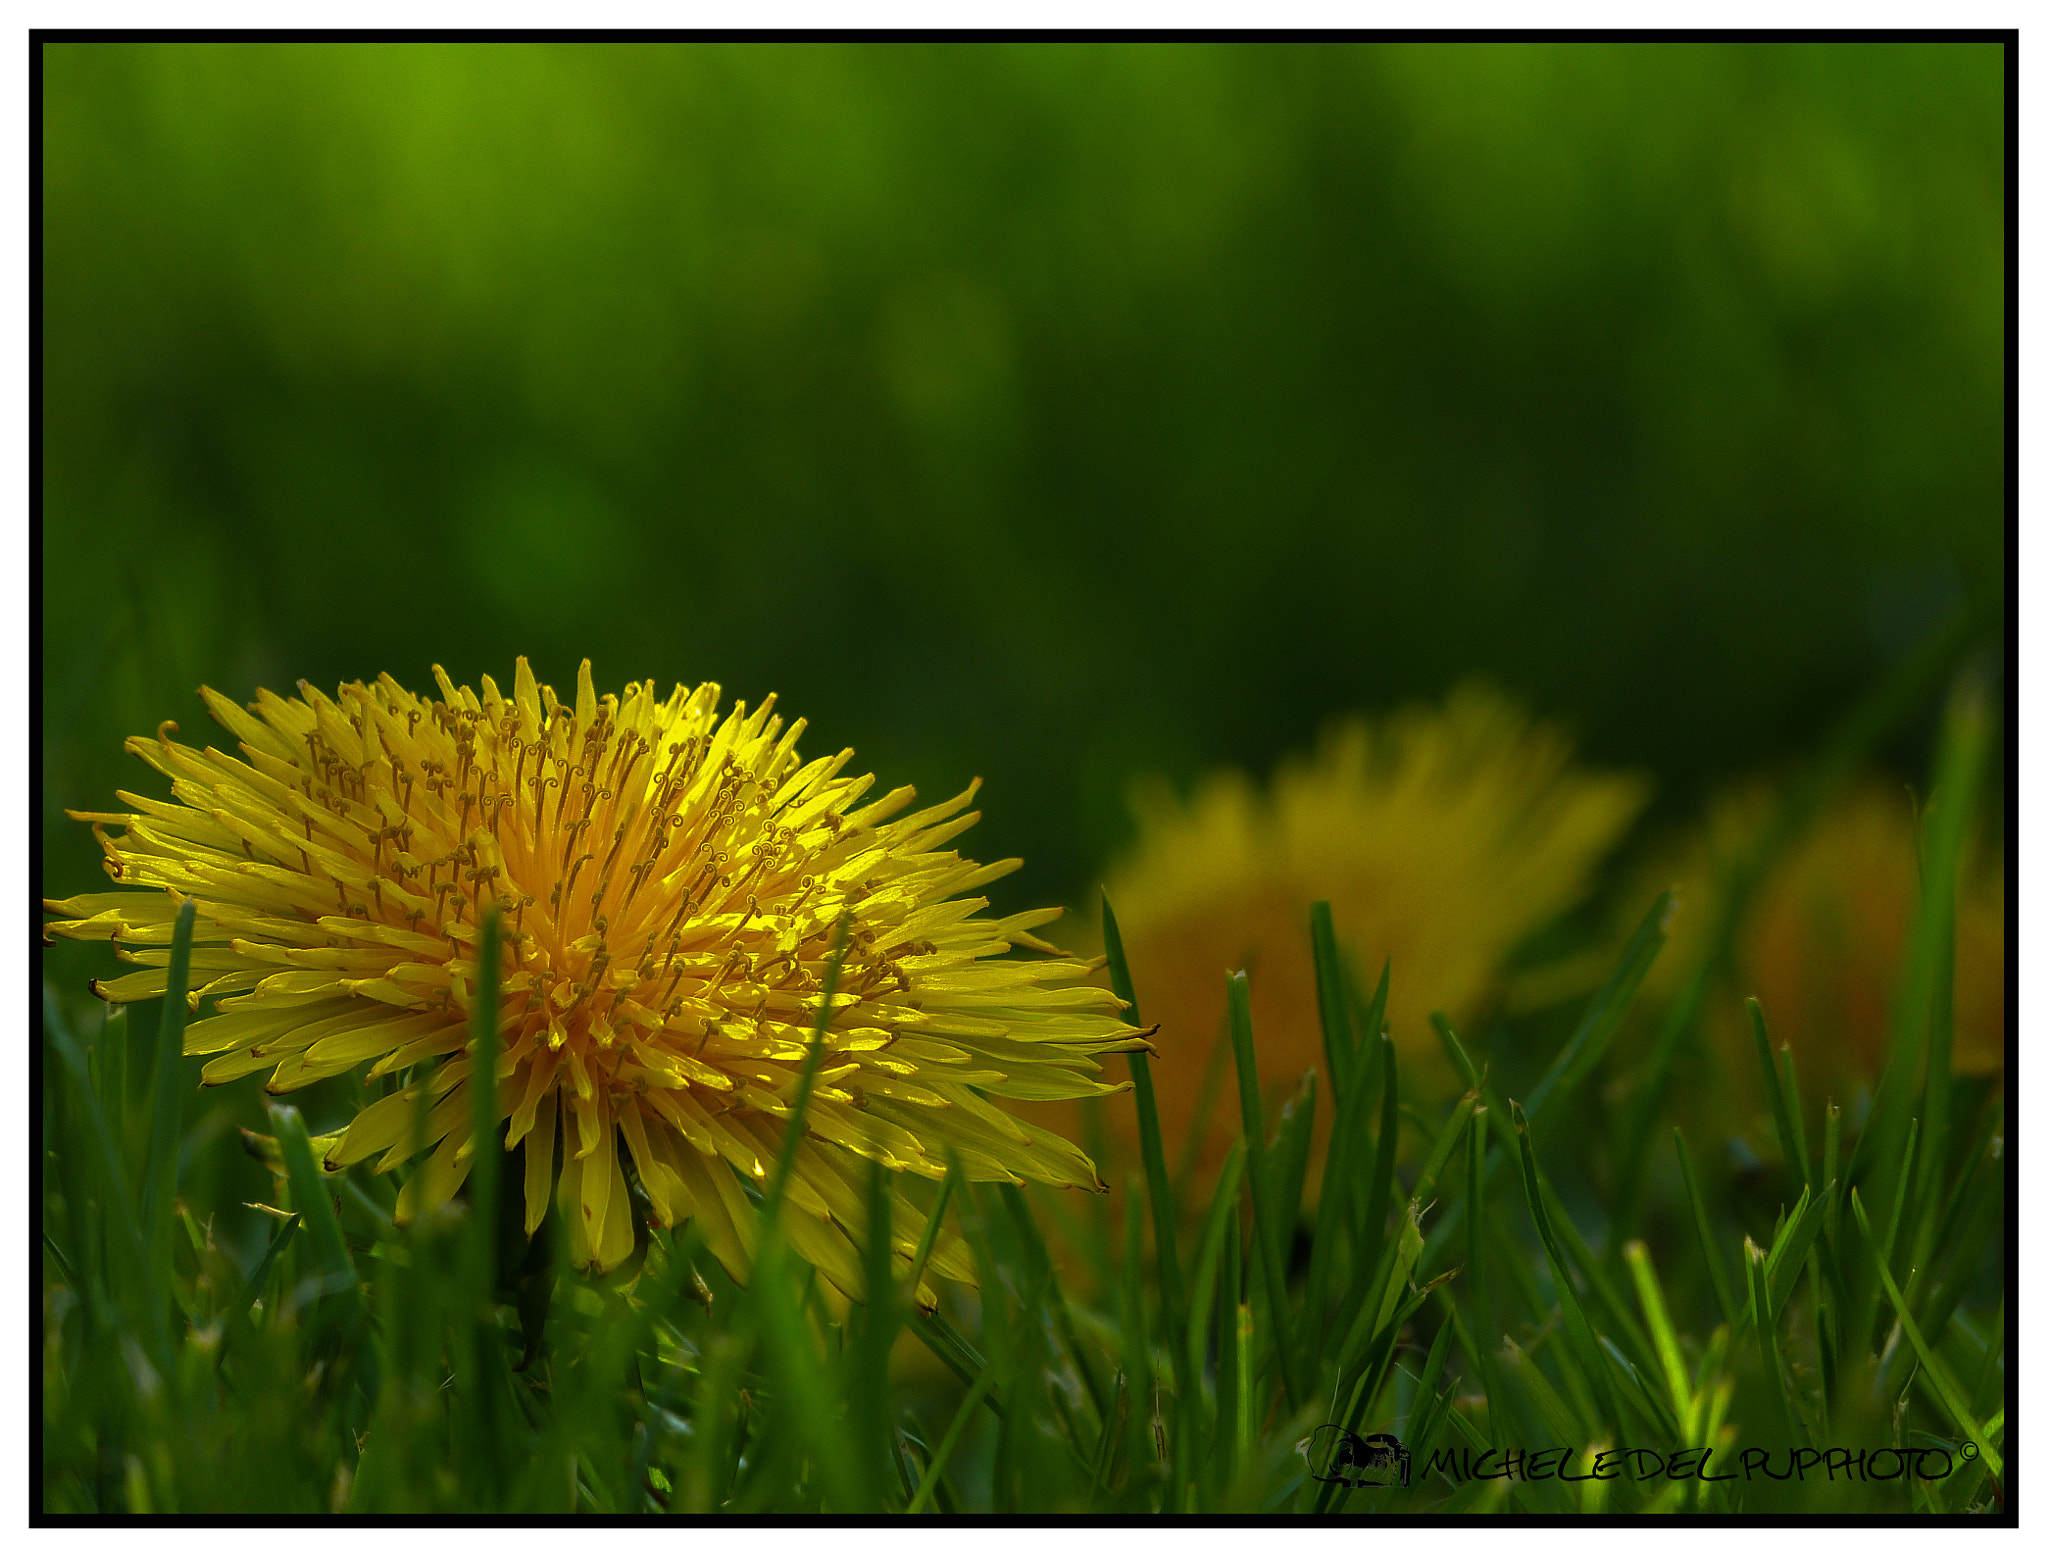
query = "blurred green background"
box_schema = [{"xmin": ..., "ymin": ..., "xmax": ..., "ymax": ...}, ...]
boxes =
[{"xmin": 41, "ymin": 39, "xmax": 2005, "ymax": 925}]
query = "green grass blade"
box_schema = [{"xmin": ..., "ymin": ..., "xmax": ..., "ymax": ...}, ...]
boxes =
[
  {"xmin": 999, "ymin": 1183, "xmax": 1106, "ymax": 1419},
  {"xmin": 760, "ymin": 909, "xmax": 853, "ymax": 1235},
  {"xmin": 1849, "ymin": 1189, "xmax": 2001, "ymax": 1479},
  {"xmin": 1271, "ymin": 1069, "xmax": 1316, "ymax": 1250},
  {"xmin": 1673, "ymin": 1127, "xmax": 1740, "ymax": 1328},
  {"xmin": 140, "ymin": 900, "xmax": 196, "ymax": 1332},
  {"xmin": 907, "ymin": 1361, "xmax": 997, "ymax": 1513},
  {"xmin": 1379, "ymin": 1308, "xmax": 1460, "ymax": 1507},
  {"xmin": 1410, "ymin": 1300, "xmax": 1456, "ymax": 1421},
  {"xmin": 1509, "ymin": 1101, "xmax": 1626, "ymax": 1440},
  {"xmin": 1214, "ymin": 1205, "xmax": 1243, "ymax": 1489},
  {"xmin": 1908, "ymin": 1141, "xmax": 2003, "ymax": 1363},
  {"xmin": 1822, "ymin": 1098, "xmax": 1843, "ymax": 1245},
  {"xmin": 1184, "ymin": 1141, "xmax": 1245, "ymax": 1397},
  {"xmin": 1232, "ymin": 1301, "xmax": 1255, "ymax": 1490},
  {"xmin": 1764, "ymin": 1181, "xmax": 1833, "ymax": 1317},
  {"xmin": 269, "ymin": 1103, "xmax": 356, "ymax": 1311},
  {"xmin": 1424, "ymin": 892, "xmax": 1671, "ymax": 1280},
  {"xmin": 463, "ymin": 906, "xmax": 504, "ymax": 1498},
  {"xmin": 902, "ymin": 1160, "xmax": 958, "ymax": 1308},
  {"xmin": 1744, "ymin": 1238, "xmax": 1802, "ymax": 1447},
  {"xmin": 1847, "ymin": 675, "xmax": 1990, "ymax": 1246},
  {"xmin": 1500, "ymin": 1334, "xmax": 1584, "ymax": 1449},
  {"xmin": 908, "ymin": 1309, "xmax": 1001, "ymax": 1418},
  {"xmin": 1614, "ymin": 606, "xmax": 1984, "ymax": 1203},
  {"xmin": 1522, "ymin": 889, "xmax": 1673, "ymax": 1130},
  {"xmin": 1102, "ymin": 891, "xmax": 1186, "ymax": 1383},
  {"xmin": 1351, "ymin": 1032, "xmax": 1399, "ymax": 1317},
  {"xmin": 48, "ymin": 995, "xmax": 149, "ymax": 1350},
  {"xmin": 753, "ymin": 1236, "xmax": 861, "ymax": 1512},
  {"xmin": 853, "ymin": 1157, "xmax": 899, "ymax": 1508},
  {"xmin": 1747, "ymin": 998, "xmax": 1812, "ymax": 1189},
  {"xmin": 466, "ymin": 906, "xmax": 502, "ymax": 1290},
  {"xmin": 1530, "ymin": 1173, "xmax": 1666, "ymax": 1413},
  {"xmin": 1305, "ymin": 967, "xmax": 1387, "ymax": 1335},
  {"xmin": 1777, "ymin": 1043, "xmax": 1811, "ymax": 1180},
  {"xmin": 1308, "ymin": 900, "xmax": 1355, "ymax": 1099},
  {"xmin": 1463, "ymin": 1099, "xmax": 1490, "ymax": 1353},
  {"xmin": 1411, "ymin": 1090, "xmax": 1478, "ymax": 1211},
  {"xmin": 1118, "ymin": 1178, "xmax": 1154, "ymax": 1499},
  {"xmin": 1225, "ymin": 970, "xmax": 1303, "ymax": 1409},
  {"xmin": 1433, "ymin": 1011, "xmax": 1481, "ymax": 1093},
  {"xmin": 1622, "ymin": 1239, "xmax": 1691, "ymax": 1426},
  {"xmin": 224, "ymin": 1211, "xmax": 301, "ymax": 1333},
  {"xmin": 1858, "ymin": 1115, "xmax": 1919, "ymax": 1349}
]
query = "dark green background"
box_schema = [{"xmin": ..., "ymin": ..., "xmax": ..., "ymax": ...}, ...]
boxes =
[{"xmin": 41, "ymin": 40, "xmax": 2005, "ymax": 922}]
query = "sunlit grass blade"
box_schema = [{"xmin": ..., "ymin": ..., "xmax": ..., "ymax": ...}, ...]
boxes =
[{"xmin": 1622, "ymin": 1239, "xmax": 1691, "ymax": 1426}]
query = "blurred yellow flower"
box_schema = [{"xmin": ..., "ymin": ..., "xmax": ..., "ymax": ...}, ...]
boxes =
[
  {"xmin": 43, "ymin": 660, "xmax": 1145, "ymax": 1298},
  {"xmin": 1034, "ymin": 684, "xmax": 1648, "ymax": 1196},
  {"xmin": 1643, "ymin": 777, "xmax": 2004, "ymax": 1123}
]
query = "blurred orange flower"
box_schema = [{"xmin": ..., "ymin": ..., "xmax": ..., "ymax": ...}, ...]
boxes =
[
  {"xmin": 1644, "ymin": 777, "xmax": 2004, "ymax": 1126},
  {"xmin": 1033, "ymin": 684, "xmax": 1648, "ymax": 1202}
]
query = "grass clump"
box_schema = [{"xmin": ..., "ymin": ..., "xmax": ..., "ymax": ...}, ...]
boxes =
[{"xmin": 39, "ymin": 669, "xmax": 2005, "ymax": 1517}]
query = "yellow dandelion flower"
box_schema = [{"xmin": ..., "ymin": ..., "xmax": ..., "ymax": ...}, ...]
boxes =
[
  {"xmin": 1032, "ymin": 685, "xmax": 1646, "ymax": 1195},
  {"xmin": 43, "ymin": 659, "xmax": 1146, "ymax": 1296},
  {"xmin": 1640, "ymin": 777, "xmax": 2003, "ymax": 1120}
]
